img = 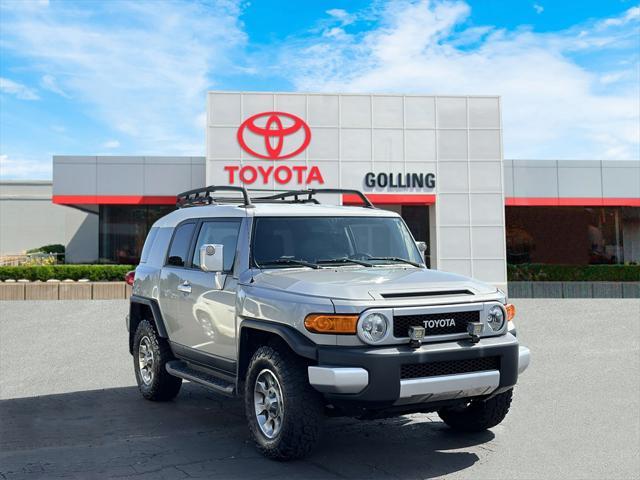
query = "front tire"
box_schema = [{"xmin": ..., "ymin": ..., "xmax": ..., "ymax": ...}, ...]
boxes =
[
  {"xmin": 133, "ymin": 319, "xmax": 182, "ymax": 401},
  {"xmin": 245, "ymin": 346, "xmax": 324, "ymax": 460},
  {"xmin": 438, "ymin": 389, "xmax": 513, "ymax": 432}
]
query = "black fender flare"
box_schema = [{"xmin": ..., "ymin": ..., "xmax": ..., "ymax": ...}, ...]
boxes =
[
  {"xmin": 239, "ymin": 318, "xmax": 318, "ymax": 361},
  {"xmin": 129, "ymin": 295, "xmax": 169, "ymax": 353}
]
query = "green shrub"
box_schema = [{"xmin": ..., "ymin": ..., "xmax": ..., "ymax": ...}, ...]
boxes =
[
  {"xmin": 26, "ymin": 244, "xmax": 65, "ymax": 255},
  {"xmin": 0, "ymin": 265, "xmax": 134, "ymax": 282},
  {"xmin": 508, "ymin": 264, "xmax": 640, "ymax": 282},
  {"xmin": 25, "ymin": 244, "xmax": 66, "ymax": 263}
]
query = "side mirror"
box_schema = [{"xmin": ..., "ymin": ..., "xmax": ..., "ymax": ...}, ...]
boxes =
[
  {"xmin": 199, "ymin": 244, "xmax": 224, "ymax": 272},
  {"xmin": 416, "ymin": 241, "xmax": 427, "ymax": 254}
]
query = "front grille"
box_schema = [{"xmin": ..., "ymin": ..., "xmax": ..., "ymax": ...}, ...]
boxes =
[
  {"xmin": 400, "ymin": 357, "xmax": 500, "ymax": 379},
  {"xmin": 393, "ymin": 310, "xmax": 480, "ymax": 337}
]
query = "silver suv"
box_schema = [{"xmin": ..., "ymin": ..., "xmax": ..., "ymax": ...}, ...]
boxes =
[{"xmin": 127, "ymin": 186, "xmax": 530, "ymax": 460}]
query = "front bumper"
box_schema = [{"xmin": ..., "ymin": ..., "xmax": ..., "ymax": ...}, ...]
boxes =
[{"xmin": 308, "ymin": 333, "xmax": 528, "ymax": 407}]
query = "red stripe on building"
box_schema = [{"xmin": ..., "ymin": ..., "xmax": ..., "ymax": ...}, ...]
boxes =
[
  {"xmin": 52, "ymin": 194, "xmax": 639, "ymax": 207},
  {"xmin": 52, "ymin": 195, "xmax": 176, "ymax": 205},
  {"xmin": 505, "ymin": 197, "xmax": 640, "ymax": 207},
  {"xmin": 342, "ymin": 194, "xmax": 437, "ymax": 205}
]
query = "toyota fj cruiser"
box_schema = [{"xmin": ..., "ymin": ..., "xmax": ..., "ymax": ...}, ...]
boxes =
[{"xmin": 127, "ymin": 186, "xmax": 530, "ymax": 460}]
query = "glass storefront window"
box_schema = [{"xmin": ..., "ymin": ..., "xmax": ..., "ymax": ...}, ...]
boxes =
[
  {"xmin": 506, "ymin": 206, "xmax": 626, "ymax": 265},
  {"xmin": 97, "ymin": 204, "xmax": 633, "ymax": 266},
  {"xmin": 377, "ymin": 205, "xmax": 431, "ymax": 267},
  {"xmin": 401, "ymin": 205, "xmax": 430, "ymax": 268},
  {"xmin": 99, "ymin": 206, "xmax": 175, "ymax": 264}
]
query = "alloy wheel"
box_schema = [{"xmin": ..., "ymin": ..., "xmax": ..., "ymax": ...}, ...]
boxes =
[
  {"xmin": 253, "ymin": 369, "xmax": 284, "ymax": 439},
  {"xmin": 138, "ymin": 336, "xmax": 154, "ymax": 385}
]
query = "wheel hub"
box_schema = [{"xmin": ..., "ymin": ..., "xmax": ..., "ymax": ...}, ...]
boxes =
[
  {"xmin": 254, "ymin": 369, "xmax": 284, "ymax": 439},
  {"xmin": 138, "ymin": 336, "xmax": 154, "ymax": 385}
]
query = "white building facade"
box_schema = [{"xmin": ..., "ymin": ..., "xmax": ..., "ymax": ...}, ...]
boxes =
[{"xmin": 206, "ymin": 92, "xmax": 507, "ymax": 290}]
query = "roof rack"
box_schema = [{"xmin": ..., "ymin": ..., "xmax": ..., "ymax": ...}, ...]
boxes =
[
  {"xmin": 176, "ymin": 186, "xmax": 374, "ymax": 209},
  {"xmin": 261, "ymin": 189, "xmax": 374, "ymax": 208},
  {"xmin": 176, "ymin": 186, "xmax": 253, "ymax": 208}
]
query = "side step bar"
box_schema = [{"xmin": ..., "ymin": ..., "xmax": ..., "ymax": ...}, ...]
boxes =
[{"xmin": 166, "ymin": 360, "xmax": 235, "ymax": 396}]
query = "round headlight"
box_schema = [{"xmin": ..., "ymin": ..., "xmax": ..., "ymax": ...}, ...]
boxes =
[
  {"xmin": 359, "ymin": 313, "xmax": 389, "ymax": 344},
  {"xmin": 487, "ymin": 305, "xmax": 505, "ymax": 331}
]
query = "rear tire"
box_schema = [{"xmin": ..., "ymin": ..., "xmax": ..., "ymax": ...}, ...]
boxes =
[
  {"xmin": 245, "ymin": 346, "xmax": 324, "ymax": 460},
  {"xmin": 438, "ymin": 389, "xmax": 513, "ymax": 432},
  {"xmin": 133, "ymin": 319, "xmax": 182, "ymax": 401}
]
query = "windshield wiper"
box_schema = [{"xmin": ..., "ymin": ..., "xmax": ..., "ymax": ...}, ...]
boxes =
[
  {"xmin": 260, "ymin": 258, "xmax": 321, "ymax": 269},
  {"xmin": 366, "ymin": 256, "xmax": 422, "ymax": 268},
  {"xmin": 317, "ymin": 257, "xmax": 374, "ymax": 267}
]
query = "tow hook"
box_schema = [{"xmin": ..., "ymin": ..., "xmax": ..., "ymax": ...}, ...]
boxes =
[{"xmin": 467, "ymin": 322, "xmax": 483, "ymax": 344}]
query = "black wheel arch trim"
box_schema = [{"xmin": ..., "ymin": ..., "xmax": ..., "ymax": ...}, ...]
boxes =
[
  {"xmin": 239, "ymin": 318, "xmax": 318, "ymax": 361},
  {"xmin": 129, "ymin": 295, "xmax": 169, "ymax": 353}
]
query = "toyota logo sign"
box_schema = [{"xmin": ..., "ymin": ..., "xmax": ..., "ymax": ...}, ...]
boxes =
[
  {"xmin": 227, "ymin": 111, "xmax": 322, "ymax": 185},
  {"xmin": 237, "ymin": 111, "xmax": 311, "ymax": 160}
]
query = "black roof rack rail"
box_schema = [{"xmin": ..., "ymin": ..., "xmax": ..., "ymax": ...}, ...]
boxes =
[
  {"xmin": 175, "ymin": 186, "xmax": 374, "ymax": 209},
  {"xmin": 176, "ymin": 186, "xmax": 252, "ymax": 208},
  {"xmin": 252, "ymin": 188, "xmax": 373, "ymax": 208},
  {"xmin": 254, "ymin": 189, "xmax": 320, "ymax": 204},
  {"xmin": 308, "ymin": 189, "xmax": 375, "ymax": 208}
]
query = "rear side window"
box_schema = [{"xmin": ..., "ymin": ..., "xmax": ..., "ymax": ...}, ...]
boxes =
[
  {"xmin": 192, "ymin": 220, "xmax": 242, "ymax": 272},
  {"xmin": 140, "ymin": 227, "xmax": 159, "ymax": 264},
  {"xmin": 166, "ymin": 223, "xmax": 196, "ymax": 267}
]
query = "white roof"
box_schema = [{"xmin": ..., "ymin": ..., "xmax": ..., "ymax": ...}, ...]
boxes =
[{"xmin": 153, "ymin": 202, "xmax": 400, "ymax": 228}]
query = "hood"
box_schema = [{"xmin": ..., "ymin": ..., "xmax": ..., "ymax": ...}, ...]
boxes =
[{"xmin": 251, "ymin": 267, "xmax": 497, "ymax": 301}]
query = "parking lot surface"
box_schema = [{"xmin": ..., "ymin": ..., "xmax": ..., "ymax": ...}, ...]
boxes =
[{"xmin": 1, "ymin": 299, "xmax": 639, "ymax": 479}]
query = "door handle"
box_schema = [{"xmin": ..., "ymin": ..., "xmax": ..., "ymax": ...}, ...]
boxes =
[{"xmin": 177, "ymin": 281, "xmax": 191, "ymax": 294}]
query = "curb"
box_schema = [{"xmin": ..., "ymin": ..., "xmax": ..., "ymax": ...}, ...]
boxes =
[{"xmin": 0, "ymin": 282, "xmax": 132, "ymax": 300}]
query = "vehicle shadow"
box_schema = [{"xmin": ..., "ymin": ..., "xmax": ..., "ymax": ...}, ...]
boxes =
[{"xmin": 0, "ymin": 383, "xmax": 494, "ymax": 479}]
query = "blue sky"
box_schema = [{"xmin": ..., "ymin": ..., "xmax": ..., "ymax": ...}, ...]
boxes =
[{"xmin": 1, "ymin": 0, "xmax": 638, "ymax": 179}]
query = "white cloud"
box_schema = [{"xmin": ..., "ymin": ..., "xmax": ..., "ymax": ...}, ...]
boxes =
[
  {"xmin": 599, "ymin": 71, "xmax": 626, "ymax": 85},
  {"xmin": 0, "ymin": 77, "xmax": 39, "ymax": 100},
  {"xmin": 0, "ymin": 154, "xmax": 51, "ymax": 179},
  {"xmin": 533, "ymin": 3, "xmax": 544, "ymax": 14},
  {"xmin": 1, "ymin": 0, "xmax": 246, "ymax": 155},
  {"xmin": 1, "ymin": 0, "xmax": 49, "ymax": 12},
  {"xmin": 102, "ymin": 139, "xmax": 120, "ymax": 149},
  {"xmin": 281, "ymin": 1, "xmax": 640, "ymax": 160},
  {"xmin": 602, "ymin": 6, "xmax": 639, "ymax": 27},
  {"xmin": 323, "ymin": 26, "xmax": 349, "ymax": 39},
  {"xmin": 40, "ymin": 74, "xmax": 69, "ymax": 98},
  {"xmin": 326, "ymin": 8, "xmax": 355, "ymax": 26}
]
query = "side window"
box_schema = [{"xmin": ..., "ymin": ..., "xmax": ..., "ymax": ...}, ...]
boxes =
[
  {"xmin": 139, "ymin": 227, "xmax": 159, "ymax": 264},
  {"xmin": 166, "ymin": 223, "xmax": 196, "ymax": 267},
  {"xmin": 192, "ymin": 220, "xmax": 242, "ymax": 272}
]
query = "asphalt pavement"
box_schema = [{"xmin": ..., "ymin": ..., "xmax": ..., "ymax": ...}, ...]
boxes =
[{"xmin": 0, "ymin": 299, "xmax": 639, "ymax": 479}]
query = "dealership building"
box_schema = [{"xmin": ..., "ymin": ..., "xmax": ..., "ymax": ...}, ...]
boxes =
[{"xmin": 2, "ymin": 92, "xmax": 638, "ymax": 290}]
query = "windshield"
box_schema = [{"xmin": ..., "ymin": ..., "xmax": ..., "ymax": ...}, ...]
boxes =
[{"xmin": 252, "ymin": 216, "xmax": 423, "ymax": 268}]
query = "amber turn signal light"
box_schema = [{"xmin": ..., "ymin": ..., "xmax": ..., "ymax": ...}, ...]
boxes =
[
  {"xmin": 505, "ymin": 303, "xmax": 516, "ymax": 321},
  {"xmin": 304, "ymin": 314, "xmax": 358, "ymax": 334}
]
